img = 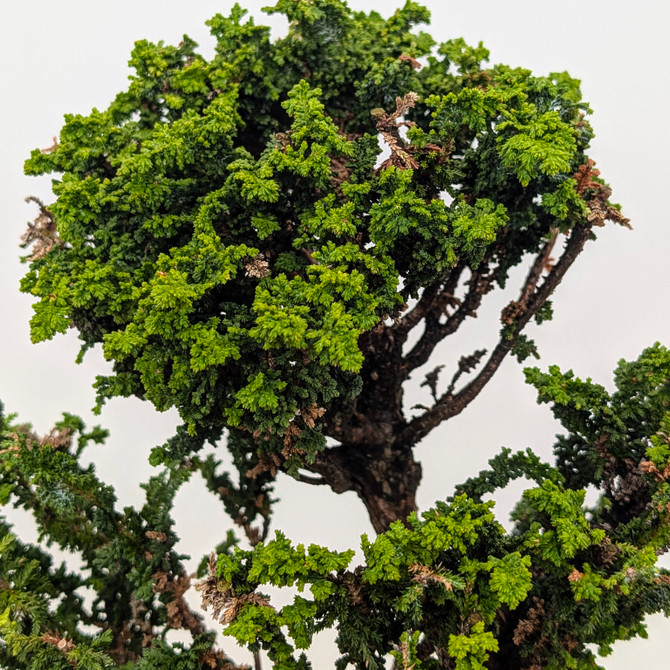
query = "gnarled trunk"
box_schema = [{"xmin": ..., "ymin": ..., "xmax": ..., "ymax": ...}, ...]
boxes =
[{"xmin": 309, "ymin": 440, "xmax": 421, "ymax": 533}]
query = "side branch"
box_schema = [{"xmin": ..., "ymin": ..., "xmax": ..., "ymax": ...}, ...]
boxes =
[
  {"xmin": 392, "ymin": 261, "xmax": 465, "ymax": 341},
  {"xmin": 306, "ymin": 445, "xmax": 355, "ymax": 494},
  {"xmin": 306, "ymin": 441, "xmax": 422, "ymax": 533},
  {"xmin": 297, "ymin": 472, "xmax": 327, "ymax": 485},
  {"xmin": 401, "ymin": 263, "xmax": 491, "ymax": 375},
  {"xmin": 398, "ymin": 223, "xmax": 593, "ymax": 448},
  {"xmin": 518, "ymin": 229, "xmax": 558, "ymax": 306},
  {"xmin": 393, "ymin": 281, "xmax": 440, "ymax": 338}
]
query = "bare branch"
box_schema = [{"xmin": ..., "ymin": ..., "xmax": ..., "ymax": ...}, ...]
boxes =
[
  {"xmin": 297, "ymin": 472, "xmax": 327, "ymax": 485},
  {"xmin": 305, "ymin": 446, "xmax": 354, "ymax": 494},
  {"xmin": 500, "ymin": 232, "xmax": 558, "ymax": 328},
  {"xmin": 393, "ymin": 281, "xmax": 440, "ymax": 337},
  {"xmin": 514, "ymin": 229, "xmax": 558, "ymax": 312},
  {"xmin": 401, "ymin": 264, "xmax": 491, "ymax": 375},
  {"xmin": 420, "ymin": 364, "xmax": 445, "ymax": 402},
  {"xmin": 301, "ymin": 247, "xmax": 319, "ymax": 265},
  {"xmin": 399, "ymin": 222, "xmax": 594, "ymax": 448},
  {"xmin": 392, "ymin": 261, "xmax": 465, "ymax": 340},
  {"xmin": 444, "ymin": 349, "xmax": 488, "ymax": 397}
]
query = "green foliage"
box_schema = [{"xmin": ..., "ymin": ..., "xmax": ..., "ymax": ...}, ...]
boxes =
[
  {"xmin": 524, "ymin": 342, "xmax": 670, "ymax": 507},
  {"xmin": 447, "ymin": 622, "xmax": 499, "ymax": 670},
  {"xmin": 0, "ymin": 403, "xmax": 241, "ymax": 669},
  {"xmin": 22, "ymin": 0, "xmax": 603, "ymax": 472},
  {"xmin": 209, "ymin": 496, "xmax": 519, "ymax": 668},
  {"xmin": 8, "ymin": 1, "xmax": 664, "ymax": 669},
  {"xmin": 211, "ymin": 348, "xmax": 670, "ymax": 668}
]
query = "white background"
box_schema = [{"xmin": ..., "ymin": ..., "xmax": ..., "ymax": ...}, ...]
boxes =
[{"xmin": 0, "ymin": 1, "xmax": 668, "ymax": 667}]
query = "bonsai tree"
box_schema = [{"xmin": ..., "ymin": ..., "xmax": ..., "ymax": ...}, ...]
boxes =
[{"xmin": 2, "ymin": 1, "xmax": 668, "ymax": 668}]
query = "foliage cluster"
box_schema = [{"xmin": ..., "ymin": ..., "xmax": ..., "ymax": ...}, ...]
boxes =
[
  {"xmin": 2, "ymin": 344, "xmax": 669, "ymax": 668},
  {"xmin": 20, "ymin": 0, "xmax": 621, "ymax": 470}
]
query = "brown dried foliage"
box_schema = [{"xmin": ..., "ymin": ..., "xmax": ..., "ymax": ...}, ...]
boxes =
[
  {"xmin": 574, "ymin": 160, "xmax": 631, "ymax": 229},
  {"xmin": 409, "ymin": 563, "xmax": 454, "ymax": 591},
  {"xmin": 500, "ymin": 300, "xmax": 526, "ymax": 326},
  {"xmin": 399, "ymin": 53, "xmax": 423, "ymax": 70},
  {"xmin": 145, "ymin": 530, "xmax": 168, "ymax": 542},
  {"xmin": 245, "ymin": 254, "xmax": 270, "ymax": 279},
  {"xmin": 283, "ymin": 423, "xmax": 302, "ymax": 453},
  {"xmin": 199, "ymin": 649, "xmax": 246, "ymax": 670},
  {"xmin": 21, "ymin": 196, "xmax": 64, "ymax": 261},
  {"xmin": 246, "ymin": 451, "xmax": 282, "ymax": 479},
  {"xmin": 594, "ymin": 537, "xmax": 620, "ymax": 568},
  {"xmin": 567, "ymin": 569, "xmax": 584, "ymax": 583},
  {"xmin": 153, "ymin": 570, "xmax": 204, "ymax": 635},
  {"xmin": 397, "ymin": 637, "xmax": 415, "ymax": 670},
  {"xmin": 3, "ymin": 424, "xmax": 73, "ymax": 454},
  {"xmin": 195, "ymin": 553, "xmax": 272, "ymax": 626},
  {"xmin": 248, "ymin": 405, "xmax": 325, "ymax": 475},
  {"xmin": 640, "ymin": 458, "xmax": 670, "ymax": 482},
  {"xmin": 333, "ymin": 568, "xmax": 370, "ymax": 614},
  {"xmin": 40, "ymin": 631, "xmax": 75, "ymax": 654},
  {"xmin": 512, "ymin": 597, "xmax": 546, "ymax": 658},
  {"xmin": 373, "ymin": 92, "xmax": 421, "ymax": 171},
  {"xmin": 300, "ymin": 404, "xmax": 326, "ymax": 429}
]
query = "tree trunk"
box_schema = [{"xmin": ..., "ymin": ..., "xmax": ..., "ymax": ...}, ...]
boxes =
[
  {"xmin": 310, "ymin": 440, "xmax": 422, "ymax": 533},
  {"xmin": 348, "ymin": 444, "xmax": 422, "ymax": 534}
]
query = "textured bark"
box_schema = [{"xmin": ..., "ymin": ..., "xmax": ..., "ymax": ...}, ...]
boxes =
[
  {"xmin": 313, "ymin": 323, "xmax": 424, "ymax": 533},
  {"xmin": 310, "ymin": 441, "xmax": 422, "ymax": 533},
  {"xmin": 398, "ymin": 222, "xmax": 593, "ymax": 450}
]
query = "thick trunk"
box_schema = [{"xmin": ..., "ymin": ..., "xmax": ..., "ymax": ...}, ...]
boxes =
[
  {"xmin": 310, "ymin": 440, "xmax": 422, "ymax": 533},
  {"xmin": 348, "ymin": 444, "xmax": 422, "ymax": 534},
  {"xmin": 311, "ymin": 324, "xmax": 420, "ymax": 533}
]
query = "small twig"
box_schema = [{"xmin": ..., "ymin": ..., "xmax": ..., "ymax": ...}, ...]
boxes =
[
  {"xmin": 420, "ymin": 365, "xmax": 444, "ymax": 402},
  {"xmin": 297, "ymin": 472, "xmax": 327, "ymax": 485},
  {"xmin": 444, "ymin": 349, "xmax": 487, "ymax": 397},
  {"xmin": 393, "ymin": 280, "xmax": 441, "ymax": 337},
  {"xmin": 401, "ymin": 264, "xmax": 490, "ymax": 375},
  {"xmin": 301, "ymin": 248, "xmax": 319, "ymax": 265},
  {"xmin": 519, "ymin": 230, "xmax": 558, "ymax": 307}
]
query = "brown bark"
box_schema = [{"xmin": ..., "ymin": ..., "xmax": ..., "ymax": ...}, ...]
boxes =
[
  {"xmin": 312, "ymin": 323, "xmax": 422, "ymax": 533},
  {"xmin": 310, "ymin": 441, "xmax": 422, "ymax": 533},
  {"xmin": 398, "ymin": 222, "xmax": 593, "ymax": 449}
]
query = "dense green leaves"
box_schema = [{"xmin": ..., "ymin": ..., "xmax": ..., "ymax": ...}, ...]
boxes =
[
  {"xmin": 21, "ymin": 0, "xmax": 603, "ymax": 470},
  {"xmin": 0, "ymin": 404, "xmax": 244, "ymax": 669},
  {"xmin": 210, "ymin": 347, "xmax": 670, "ymax": 668}
]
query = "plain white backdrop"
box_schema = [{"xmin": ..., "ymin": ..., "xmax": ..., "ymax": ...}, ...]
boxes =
[{"xmin": 1, "ymin": 1, "xmax": 668, "ymax": 667}]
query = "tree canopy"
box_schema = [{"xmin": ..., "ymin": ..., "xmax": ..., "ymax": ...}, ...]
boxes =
[{"xmin": 2, "ymin": 1, "xmax": 668, "ymax": 669}]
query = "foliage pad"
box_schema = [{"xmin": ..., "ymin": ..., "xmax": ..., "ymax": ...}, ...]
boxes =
[{"xmin": 21, "ymin": 0, "xmax": 626, "ymax": 485}]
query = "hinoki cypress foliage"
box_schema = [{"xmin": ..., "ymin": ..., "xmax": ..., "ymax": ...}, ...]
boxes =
[{"xmin": 2, "ymin": 1, "xmax": 668, "ymax": 668}]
